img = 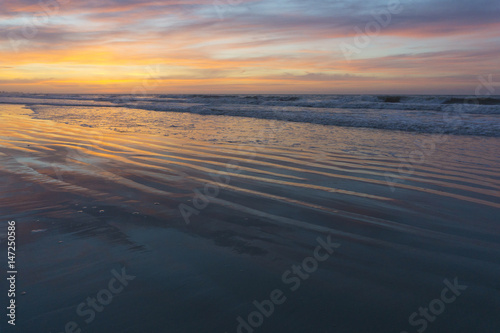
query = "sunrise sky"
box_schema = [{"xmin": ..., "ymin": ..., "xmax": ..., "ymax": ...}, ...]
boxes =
[{"xmin": 1, "ymin": 0, "xmax": 499, "ymax": 94}]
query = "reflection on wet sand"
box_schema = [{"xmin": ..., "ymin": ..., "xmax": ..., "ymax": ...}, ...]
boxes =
[{"xmin": 1, "ymin": 104, "xmax": 500, "ymax": 333}]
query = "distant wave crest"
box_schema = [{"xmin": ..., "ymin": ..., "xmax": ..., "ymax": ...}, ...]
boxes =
[{"xmin": 1, "ymin": 93, "xmax": 499, "ymax": 136}]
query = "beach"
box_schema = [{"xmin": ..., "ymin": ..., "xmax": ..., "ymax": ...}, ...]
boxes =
[
  {"xmin": 2, "ymin": 0, "xmax": 500, "ymax": 330},
  {"xmin": 1, "ymin": 97, "xmax": 499, "ymax": 333}
]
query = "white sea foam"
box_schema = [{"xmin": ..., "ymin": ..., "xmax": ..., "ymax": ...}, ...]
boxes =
[{"xmin": 1, "ymin": 93, "xmax": 499, "ymax": 136}]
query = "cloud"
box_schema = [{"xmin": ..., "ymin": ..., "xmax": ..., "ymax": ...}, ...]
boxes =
[{"xmin": 0, "ymin": 0, "xmax": 499, "ymax": 93}]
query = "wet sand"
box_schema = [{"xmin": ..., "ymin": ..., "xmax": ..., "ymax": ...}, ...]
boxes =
[{"xmin": 1, "ymin": 104, "xmax": 499, "ymax": 332}]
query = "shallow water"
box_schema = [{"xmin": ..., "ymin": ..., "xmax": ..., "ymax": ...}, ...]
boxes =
[
  {"xmin": 2, "ymin": 93, "xmax": 500, "ymax": 136},
  {"xmin": 0, "ymin": 103, "xmax": 499, "ymax": 333}
]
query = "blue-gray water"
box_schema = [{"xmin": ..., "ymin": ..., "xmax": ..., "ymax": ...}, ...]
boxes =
[{"xmin": 0, "ymin": 97, "xmax": 499, "ymax": 333}]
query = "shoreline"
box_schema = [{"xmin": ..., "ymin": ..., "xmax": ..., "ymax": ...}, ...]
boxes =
[{"xmin": 1, "ymin": 103, "xmax": 499, "ymax": 332}]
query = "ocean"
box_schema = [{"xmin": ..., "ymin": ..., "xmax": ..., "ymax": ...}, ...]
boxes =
[
  {"xmin": 1, "ymin": 93, "xmax": 499, "ymax": 137},
  {"xmin": 0, "ymin": 94, "xmax": 499, "ymax": 333}
]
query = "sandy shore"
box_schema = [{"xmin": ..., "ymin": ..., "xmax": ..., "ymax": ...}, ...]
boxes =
[{"xmin": 1, "ymin": 104, "xmax": 499, "ymax": 332}]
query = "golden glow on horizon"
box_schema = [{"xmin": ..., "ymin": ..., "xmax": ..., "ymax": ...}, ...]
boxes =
[{"xmin": 1, "ymin": 0, "xmax": 499, "ymax": 94}]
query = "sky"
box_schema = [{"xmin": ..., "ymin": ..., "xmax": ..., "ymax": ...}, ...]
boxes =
[{"xmin": 0, "ymin": 0, "xmax": 499, "ymax": 94}]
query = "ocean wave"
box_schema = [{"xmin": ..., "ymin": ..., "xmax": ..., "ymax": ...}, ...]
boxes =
[{"xmin": 1, "ymin": 93, "xmax": 500, "ymax": 136}]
